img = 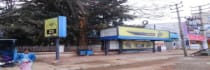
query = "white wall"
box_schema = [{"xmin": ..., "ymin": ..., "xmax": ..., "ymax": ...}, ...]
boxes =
[{"xmin": 109, "ymin": 41, "xmax": 119, "ymax": 50}]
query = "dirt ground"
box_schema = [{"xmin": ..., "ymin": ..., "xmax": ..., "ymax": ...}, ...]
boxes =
[
  {"xmin": 87, "ymin": 57, "xmax": 177, "ymax": 70},
  {"xmin": 87, "ymin": 56, "xmax": 210, "ymax": 70},
  {"xmin": 3, "ymin": 50, "xmax": 206, "ymax": 70}
]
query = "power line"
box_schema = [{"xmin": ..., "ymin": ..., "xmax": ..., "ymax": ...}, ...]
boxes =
[{"xmin": 170, "ymin": 1, "xmax": 188, "ymax": 56}]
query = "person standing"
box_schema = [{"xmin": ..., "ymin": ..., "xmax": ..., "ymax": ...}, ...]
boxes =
[{"xmin": 15, "ymin": 49, "xmax": 36, "ymax": 70}]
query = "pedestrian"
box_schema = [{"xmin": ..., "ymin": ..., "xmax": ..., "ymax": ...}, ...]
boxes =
[
  {"xmin": 157, "ymin": 45, "xmax": 161, "ymax": 52},
  {"xmin": 15, "ymin": 49, "xmax": 36, "ymax": 70}
]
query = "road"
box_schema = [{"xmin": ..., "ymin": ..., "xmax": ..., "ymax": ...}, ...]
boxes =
[
  {"xmin": 4, "ymin": 50, "xmax": 210, "ymax": 70},
  {"xmin": 87, "ymin": 56, "xmax": 210, "ymax": 70}
]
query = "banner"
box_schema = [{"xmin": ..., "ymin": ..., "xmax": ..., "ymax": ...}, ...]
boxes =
[
  {"xmin": 118, "ymin": 26, "xmax": 169, "ymax": 38},
  {"xmin": 122, "ymin": 41, "xmax": 153, "ymax": 49},
  {"xmin": 181, "ymin": 22, "xmax": 188, "ymax": 37}
]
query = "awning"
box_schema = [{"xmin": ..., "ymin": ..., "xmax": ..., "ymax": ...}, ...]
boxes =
[{"xmin": 100, "ymin": 36, "xmax": 170, "ymax": 41}]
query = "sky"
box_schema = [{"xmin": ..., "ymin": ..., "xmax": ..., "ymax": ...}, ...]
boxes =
[
  {"xmin": 0, "ymin": 0, "xmax": 209, "ymax": 25},
  {"xmin": 125, "ymin": 0, "xmax": 210, "ymax": 25}
]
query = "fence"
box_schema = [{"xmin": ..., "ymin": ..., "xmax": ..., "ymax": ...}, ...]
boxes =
[
  {"xmin": 17, "ymin": 45, "xmax": 102, "ymax": 52},
  {"xmin": 17, "ymin": 46, "xmax": 73, "ymax": 52}
]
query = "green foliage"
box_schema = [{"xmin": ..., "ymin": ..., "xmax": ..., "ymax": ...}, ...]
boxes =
[{"xmin": 0, "ymin": 0, "xmax": 134, "ymax": 46}]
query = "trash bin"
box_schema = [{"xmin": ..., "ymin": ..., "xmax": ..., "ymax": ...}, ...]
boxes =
[
  {"xmin": 86, "ymin": 50, "xmax": 93, "ymax": 56},
  {"xmin": 78, "ymin": 49, "xmax": 93, "ymax": 56},
  {"xmin": 59, "ymin": 45, "xmax": 64, "ymax": 53},
  {"xmin": 79, "ymin": 50, "xmax": 86, "ymax": 56}
]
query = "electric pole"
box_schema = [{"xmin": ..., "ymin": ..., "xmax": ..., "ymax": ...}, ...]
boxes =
[
  {"xmin": 170, "ymin": 1, "xmax": 188, "ymax": 56},
  {"xmin": 191, "ymin": 4, "xmax": 210, "ymax": 50}
]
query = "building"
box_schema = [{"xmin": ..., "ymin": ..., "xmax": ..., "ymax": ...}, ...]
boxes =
[
  {"xmin": 100, "ymin": 26, "xmax": 178, "ymax": 55},
  {"xmin": 145, "ymin": 22, "xmax": 181, "ymax": 50},
  {"xmin": 184, "ymin": 17, "xmax": 206, "ymax": 49}
]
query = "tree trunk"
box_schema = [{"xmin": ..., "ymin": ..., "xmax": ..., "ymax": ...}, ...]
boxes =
[{"xmin": 79, "ymin": 17, "xmax": 88, "ymax": 50}]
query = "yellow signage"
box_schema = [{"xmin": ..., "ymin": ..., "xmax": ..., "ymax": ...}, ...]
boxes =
[
  {"xmin": 118, "ymin": 26, "xmax": 169, "ymax": 38},
  {"xmin": 122, "ymin": 41, "xmax": 153, "ymax": 49},
  {"xmin": 44, "ymin": 17, "xmax": 58, "ymax": 37}
]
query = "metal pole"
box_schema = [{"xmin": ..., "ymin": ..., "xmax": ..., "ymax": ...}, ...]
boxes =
[
  {"xmin": 104, "ymin": 41, "xmax": 108, "ymax": 56},
  {"xmin": 153, "ymin": 41, "xmax": 156, "ymax": 53},
  {"xmin": 118, "ymin": 40, "xmax": 123, "ymax": 54},
  {"xmin": 154, "ymin": 24, "xmax": 156, "ymax": 30},
  {"xmin": 175, "ymin": 4, "xmax": 188, "ymax": 56},
  {"xmin": 56, "ymin": 38, "xmax": 60, "ymax": 60},
  {"xmin": 199, "ymin": 6, "xmax": 208, "ymax": 50}
]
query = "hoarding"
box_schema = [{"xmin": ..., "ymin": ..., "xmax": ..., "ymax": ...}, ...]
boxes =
[
  {"xmin": 188, "ymin": 34, "xmax": 205, "ymax": 41},
  {"xmin": 122, "ymin": 41, "xmax": 153, "ymax": 49},
  {"xmin": 100, "ymin": 28, "xmax": 117, "ymax": 37},
  {"xmin": 44, "ymin": 16, "xmax": 67, "ymax": 38},
  {"xmin": 118, "ymin": 26, "xmax": 169, "ymax": 38},
  {"xmin": 45, "ymin": 17, "xmax": 58, "ymax": 37}
]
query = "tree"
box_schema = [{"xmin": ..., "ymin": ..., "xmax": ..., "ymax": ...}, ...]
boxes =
[{"xmin": 0, "ymin": 0, "xmax": 134, "ymax": 48}]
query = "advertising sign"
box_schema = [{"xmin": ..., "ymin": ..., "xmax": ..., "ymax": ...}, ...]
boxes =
[
  {"xmin": 44, "ymin": 16, "xmax": 67, "ymax": 38},
  {"xmin": 100, "ymin": 28, "xmax": 117, "ymax": 37},
  {"xmin": 45, "ymin": 17, "xmax": 58, "ymax": 37},
  {"xmin": 122, "ymin": 41, "xmax": 153, "ymax": 49},
  {"xmin": 188, "ymin": 34, "xmax": 205, "ymax": 41},
  {"xmin": 118, "ymin": 26, "xmax": 169, "ymax": 38}
]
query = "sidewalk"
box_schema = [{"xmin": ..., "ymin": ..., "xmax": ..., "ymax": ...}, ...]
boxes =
[{"xmin": 3, "ymin": 50, "xmax": 197, "ymax": 70}]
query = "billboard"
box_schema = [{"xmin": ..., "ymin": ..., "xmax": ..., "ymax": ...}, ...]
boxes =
[
  {"xmin": 122, "ymin": 41, "xmax": 153, "ymax": 49},
  {"xmin": 45, "ymin": 17, "xmax": 58, "ymax": 37},
  {"xmin": 44, "ymin": 16, "xmax": 67, "ymax": 38},
  {"xmin": 100, "ymin": 28, "xmax": 117, "ymax": 37},
  {"xmin": 118, "ymin": 26, "xmax": 169, "ymax": 38},
  {"xmin": 188, "ymin": 34, "xmax": 205, "ymax": 41}
]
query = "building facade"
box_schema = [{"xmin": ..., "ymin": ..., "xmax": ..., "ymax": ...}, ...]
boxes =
[
  {"xmin": 145, "ymin": 22, "xmax": 181, "ymax": 50},
  {"xmin": 100, "ymin": 26, "xmax": 178, "ymax": 55}
]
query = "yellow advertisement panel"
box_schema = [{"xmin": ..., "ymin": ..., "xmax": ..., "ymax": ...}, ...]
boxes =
[
  {"xmin": 44, "ymin": 17, "xmax": 58, "ymax": 37},
  {"xmin": 122, "ymin": 41, "xmax": 153, "ymax": 49},
  {"xmin": 118, "ymin": 26, "xmax": 169, "ymax": 38}
]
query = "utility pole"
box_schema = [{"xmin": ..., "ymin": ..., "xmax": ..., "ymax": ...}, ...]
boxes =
[
  {"xmin": 170, "ymin": 1, "xmax": 188, "ymax": 56},
  {"xmin": 191, "ymin": 4, "xmax": 210, "ymax": 50}
]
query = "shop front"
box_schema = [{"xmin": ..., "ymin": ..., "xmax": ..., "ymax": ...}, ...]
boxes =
[
  {"xmin": 187, "ymin": 34, "xmax": 205, "ymax": 49},
  {"xmin": 100, "ymin": 26, "xmax": 170, "ymax": 55}
]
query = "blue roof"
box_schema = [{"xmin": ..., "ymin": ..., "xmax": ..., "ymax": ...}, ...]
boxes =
[
  {"xmin": 100, "ymin": 36, "xmax": 170, "ymax": 41},
  {"xmin": 170, "ymin": 33, "xmax": 179, "ymax": 39}
]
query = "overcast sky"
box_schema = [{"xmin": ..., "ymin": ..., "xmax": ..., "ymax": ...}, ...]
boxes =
[{"xmin": 125, "ymin": 0, "xmax": 210, "ymax": 24}]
